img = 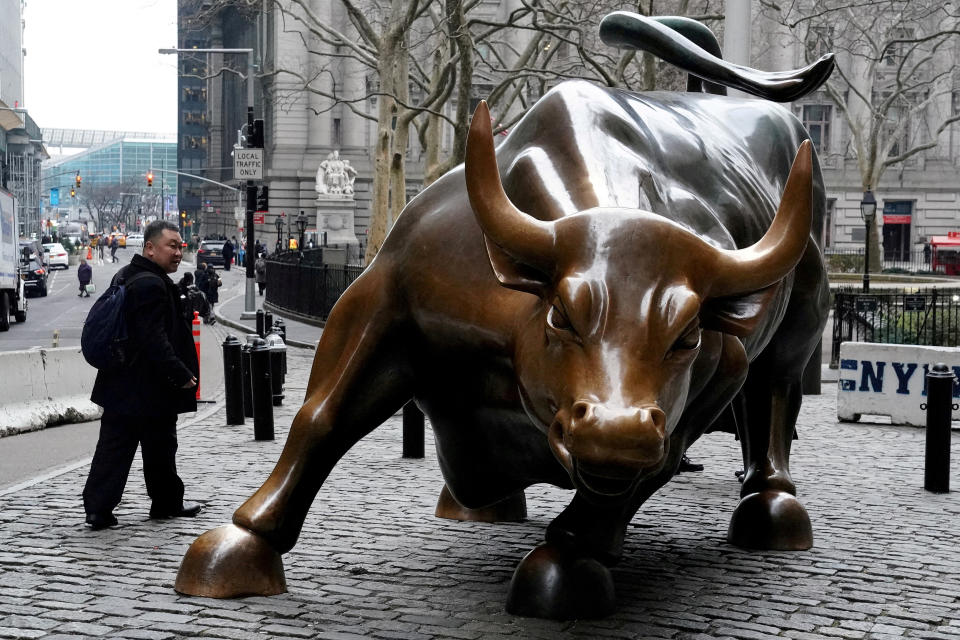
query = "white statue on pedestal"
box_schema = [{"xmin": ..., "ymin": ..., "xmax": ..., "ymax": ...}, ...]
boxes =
[{"xmin": 315, "ymin": 150, "xmax": 357, "ymax": 198}]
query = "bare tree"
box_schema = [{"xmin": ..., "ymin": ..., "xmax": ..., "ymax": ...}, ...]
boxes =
[{"xmin": 760, "ymin": 0, "xmax": 960, "ymax": 269}]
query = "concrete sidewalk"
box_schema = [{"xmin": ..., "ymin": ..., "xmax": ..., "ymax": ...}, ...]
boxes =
[{"xmin": 1, "ymin": 324, "xmax": 959, "ymax": 639}]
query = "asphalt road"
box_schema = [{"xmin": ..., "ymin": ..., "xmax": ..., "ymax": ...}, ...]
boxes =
[{"xmin": 0, "ymin": 253, "xmax": 242, "ymax": 491}]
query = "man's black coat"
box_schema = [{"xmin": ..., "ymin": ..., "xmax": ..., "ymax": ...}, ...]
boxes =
[{"xmin": 91, "ymin": 254, "xmax": 199, "ymax": 416}]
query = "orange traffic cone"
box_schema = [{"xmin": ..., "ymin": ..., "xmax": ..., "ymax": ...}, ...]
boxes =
[{"xmin": 86, "ymin": 246, "xmax": 92, "ymax": 260}]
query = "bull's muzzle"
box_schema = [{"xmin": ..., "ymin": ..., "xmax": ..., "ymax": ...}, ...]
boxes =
[{"xmin": 548, "ymin": 401, "xmax": 666, "ymax": 497}]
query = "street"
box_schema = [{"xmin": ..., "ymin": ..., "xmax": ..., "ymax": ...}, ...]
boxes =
[{"xmin": 0, "ymin": 253, "xmax": 246, "ymax": 491}]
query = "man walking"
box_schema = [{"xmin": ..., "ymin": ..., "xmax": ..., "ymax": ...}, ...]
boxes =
[
  {"xmin": 110, "ymin": 235, "xmax": 119, "ymax": 263},
  {"xmin": 77, "ymin": 258, "xmax": 93, "ymax": 297},
  {"xmin": 222, "ymin": 237, "xmax": 234, "ymax": 271},
  {"xmin": 83, "ymin": 220, "xmax": 202, "ymax": 530}
]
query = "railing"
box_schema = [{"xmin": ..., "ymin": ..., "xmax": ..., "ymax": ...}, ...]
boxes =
[
  {"xmin": 823, "ymin": 249, "xmax": 940, "ymax": 275},
  {"xmin": 831, "ymin": 288, "xmax": 960, "ymax": 365},
  {"xmin": 264, "ymin": 249, "xmax": 364, "ymax": 322}
]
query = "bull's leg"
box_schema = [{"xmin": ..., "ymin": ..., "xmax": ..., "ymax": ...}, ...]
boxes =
[
  {"xmin": 175, "ymin": 273, "xmax": 413, "ymax": 597},
  {"xmin": 435, "ymin": 484, "xmax": 527, "ymax": 522}
]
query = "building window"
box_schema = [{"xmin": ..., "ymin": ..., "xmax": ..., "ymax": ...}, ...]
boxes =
[
  {"xmin": 333, "ymin": 118, "xmax": 342, "ymax": 147},
  {"xmin": 802, "ymin": 104, "xmax": 832, "ymax": 154},
  {"xmin": 823, "ymin": 198, "xmax": 834, "ymax": 249},
  {"xmin": 882, "ymin": 28, "xmax": 914, "ymax": 68}
]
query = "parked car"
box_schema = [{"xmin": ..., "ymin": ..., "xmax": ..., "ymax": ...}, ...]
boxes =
[
  {"xmin": 22, "ymin": 256, "xmax": 48, "ymax": 297},
  {"xmin": 42, "ymin": 242, "xmax": 70, "ymax": 269},
  {"xmin": 196, "ymin": 239, "xmax": 225, "ymax": 267},
  {"xmin": 126, "ymin": 233, "xmax": 144, "ymax": 248},
  {"xmin": 18, "ymin": 239, "xmax": 47, "ymax": 268}
]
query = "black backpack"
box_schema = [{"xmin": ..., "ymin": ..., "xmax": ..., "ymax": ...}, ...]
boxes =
[{"xmin": 81, "ymin": 272, "xmax": 154, "ymax": 370}]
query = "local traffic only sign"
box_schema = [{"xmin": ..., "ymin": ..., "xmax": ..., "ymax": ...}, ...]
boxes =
[{"xmin": 234, "ymin": 148, "xmax": 263, "ymax": 181}]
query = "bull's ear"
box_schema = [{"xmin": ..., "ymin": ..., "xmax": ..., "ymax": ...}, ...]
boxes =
[
  {"xmin": 483, "ymin": 236, "xmax": 551, "ymax": 296},
  {"xmin": 700, "ymin": 285, "xmax": 779, "ymax": 337}
]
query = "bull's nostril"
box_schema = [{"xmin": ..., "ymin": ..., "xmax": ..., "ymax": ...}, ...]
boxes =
[{"xmin": 572, "ymin": 402, "xmax": 589, "ymax": 420}]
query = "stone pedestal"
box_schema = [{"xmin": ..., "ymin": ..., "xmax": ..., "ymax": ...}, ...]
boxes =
[{"xmin": 315, "ymin": 197, "xmax": 358, "ymax": 246}]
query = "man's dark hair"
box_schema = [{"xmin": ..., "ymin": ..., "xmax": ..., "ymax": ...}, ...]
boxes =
[{"xmin": 144, "ymin": 220, "xmax": 179, "ymax": 246}]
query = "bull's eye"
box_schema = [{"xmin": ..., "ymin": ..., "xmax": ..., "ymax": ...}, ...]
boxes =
[
  {"xmin": 672, "ymin": 324, "xmax": 701, "ymax": 351},
  {"xmin": 547, "ymin": 303, "xmax": 572, "ymax": 332}
]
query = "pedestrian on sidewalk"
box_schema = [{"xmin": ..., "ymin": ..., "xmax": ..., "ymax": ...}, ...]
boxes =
[
  {"xmin": 255, "ymin": 251, "xmax": 267, "ymax": 296},
  {"xmin": 177, "ymin": 271, "xmax": 214, "ymax": 325},
  {"xmin": 194, "ymin": 262, "xmax": 210, "ymax": 300},
  {"xmin": 204, "ymin": 262, "xmax": 221, "ymax": 310},
  {"xmin": 222, "ymin": 238, "xmax": 234, "ymax": 271},
  {"xmin": 82, "ymin": 220, "xmax": 202, "ymax": 531},
  {"xmin": 77, "ymin": 258, "xmax": 93, "ymax": 297},
  {"xmin": 110, "ymin": 235, "xmax": 119, "ymax": 263},
  {"xmin": 96, "ymin": 235, "xmax": 105, "ymax": 265}
]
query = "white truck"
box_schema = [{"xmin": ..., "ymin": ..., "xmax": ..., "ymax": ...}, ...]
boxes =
[{"xmin": 0, "ymin": 189, "xmax": 28, "ymax": 331}]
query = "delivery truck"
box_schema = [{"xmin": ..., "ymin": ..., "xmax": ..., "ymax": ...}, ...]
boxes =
[{"xmin": 0, "ymin": 189, "xmax": 28, "ymax": 331}]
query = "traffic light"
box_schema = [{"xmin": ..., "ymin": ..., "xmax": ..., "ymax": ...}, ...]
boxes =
[
  {"xmin": 147, "ymin": 172, "xmax": 154, "ymax": 187},
  {"xmin": 75, "ymin": 172, "xmax": 82, "ymax": 190},
  {"xmin": 70, "ymin": 187, "xmax": 76, "ymax": 198},
  {"xmin": 256, "ymin": 186, "xmax": 269, "ymax": 211},
  {"xmin": 251, "ymin": 118, "xmax": 264, "ymax": 148}
]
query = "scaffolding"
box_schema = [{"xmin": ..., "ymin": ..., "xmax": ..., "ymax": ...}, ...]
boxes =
[{"xmin": 6, "ymin": 149, "xmax": 42, "ymax": 237}]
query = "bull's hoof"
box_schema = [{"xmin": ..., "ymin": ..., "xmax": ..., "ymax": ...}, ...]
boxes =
[
  {"xmin": 435, "ymin": 484, "xmax": 527, "ymax": 522},
  {"xmin": 174, "ymin": 524, "xmax": 287, "ymax": 598},
  {"xmin": 727, "ymin": 490, "xmax": 813, "ymax": 551},
  {"xmin": 505, "ymin": 541, "xmax": 615, "ymax": 619}
]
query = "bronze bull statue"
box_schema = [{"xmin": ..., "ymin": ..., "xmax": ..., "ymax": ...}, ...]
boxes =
[{"xmin": 176, "ymin": 12, "xmax": 833, "ymax": 619}]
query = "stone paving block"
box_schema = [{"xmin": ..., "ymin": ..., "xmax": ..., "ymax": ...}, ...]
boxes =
[
  {"xmin": 0, "ymin": 629, "xmax": 46, "ymax": 640},
  {"xmin": 49, "ymin": 621, "xmax": 114, "ymax": 636}
]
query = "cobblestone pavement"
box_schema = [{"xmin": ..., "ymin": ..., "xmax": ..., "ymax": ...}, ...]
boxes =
[{"xmin": 1, "ymin": 344, "xmax": 959, "ymax": 639}]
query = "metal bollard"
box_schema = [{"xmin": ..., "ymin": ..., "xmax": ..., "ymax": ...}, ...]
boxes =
[
  {"xmin": 923, "ymin": 363, "xmax": 954, "ymax": 493},
  {"xmin": 256, "ymin": 309, "xmax": 265, "ymax": 338},
  {"xmin": 241, "ymin": 334, "xmax": 258, "ymax": 419},
  {"xmin": 222, "ymin": 335, "xmax": 245, "ymax": 425},
  {"xmin": 250, "ymin": 338, "xmax": 274, "ymax": 440},
  {"xmin": 402, "ymin": 401, "xmax": 425, "ymax": 459},
  {"xmin": 265, "ymin": 330, "xmax": 286, "ymax": 406},
  {"xmin": 274, "ymin": 318, "xmax": 287, "ymax": 345},
  {"xmin": 265, "ymin": 311, "xmax": 273, "ymax": 335}
]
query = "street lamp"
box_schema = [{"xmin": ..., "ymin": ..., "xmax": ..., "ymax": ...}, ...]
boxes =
[
  {"xmin": 160, "ymin": 45, "xmax": 258, "ymax": 318},
  {"xmin": 274, "ymin": 215, "xmax": 283, "ymax": 253},
  {"xmin": 296, "ymin": 210, "xmax": 307, "ymax": 256},
  {"xmin": 860, "ymin": 189, "xmax": 877, "ymax": 292}
]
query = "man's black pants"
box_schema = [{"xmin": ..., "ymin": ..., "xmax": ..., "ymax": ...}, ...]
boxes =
[{"xmin": 82, "ymin": 410, "xmax": 185, "ymax": 516}]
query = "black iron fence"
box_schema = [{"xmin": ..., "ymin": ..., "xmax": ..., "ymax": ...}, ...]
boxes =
[
  {"xmin": 823, "ymin": 249, "xmax": 938, "ymax": 275},
  {"xmin": 264, "ymin": 249, "xmax": 364, "ymax": 322},
  {"xmin": 831, "ymin": 288, "xmax": 960, "ymax": 365}
]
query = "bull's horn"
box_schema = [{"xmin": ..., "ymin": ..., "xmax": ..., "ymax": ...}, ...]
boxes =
[
  {"xmin": 711, "ymin": 141, "xmax": 813, "ymax": 296},
  {"xmin": 465, "ymin": 101, "xmax": 555, "ymax": 269}
]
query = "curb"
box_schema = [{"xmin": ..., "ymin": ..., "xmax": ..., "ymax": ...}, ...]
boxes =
[{"xmin": 214, "ymin": 293, "xmax": 318, "ymax": 350}]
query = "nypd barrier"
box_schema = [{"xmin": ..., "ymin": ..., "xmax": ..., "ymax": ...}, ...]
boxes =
[
  {"xmin": 0, "ymin": 347, "xmax": 102, "ymax": 437},
  {"xmin": 837, "ymin": 342, "xmax": 960, "ymax": 427}
]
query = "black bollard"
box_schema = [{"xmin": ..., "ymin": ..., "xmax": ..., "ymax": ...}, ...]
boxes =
[
  {"xmin": 256, "ymin": 309, "xmax": 265, "ymax": 338},
  {"xmin": 250, "ymin": 338, "xmax": 274, "ymax": 440},
  {"xmin": 264, "ymin": 311, "xmax": 273, "ymax": 335},
  {"xmin": 240, "ymin": 340, "xmax": 255, "ymax": 419},
  {"xmin": 924, "ymin": 363, "xmax": 954, "ymax": 493},
  {"xmin": 274, "ymin": 318, "xmax": 287, "ymax": 345},
  {"xmin": 265, "ymin": 331, "xmax": 286, "ymax": 406},
  {"xmin": 402, "ymin": 401, "xmax": 425, "ymax": 459},
  {"xmin": 222, "ymin": 335, "xmax": 245, "ymax": 425}
]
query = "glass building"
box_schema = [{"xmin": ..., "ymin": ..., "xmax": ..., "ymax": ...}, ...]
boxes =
[{"xmin": 40, "ymin": 138, "xmax": 177, "ymax": 232}]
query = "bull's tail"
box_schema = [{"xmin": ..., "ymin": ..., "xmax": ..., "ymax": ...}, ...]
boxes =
[{"xmin": 599, "ymin": 11, "xmax": 833, "ymax": 102}]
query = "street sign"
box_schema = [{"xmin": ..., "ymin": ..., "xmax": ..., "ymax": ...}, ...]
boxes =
[
  {"xmin": 50, "ymin": 188, "xmax": 59, "ymax": 206},
  {"xmin": 234, "ymin": 148, "xmax": 263, "ymax": 181},
  {"xmin": 253, "ymin": 213, "xmax": 265, "ymax": 224}
]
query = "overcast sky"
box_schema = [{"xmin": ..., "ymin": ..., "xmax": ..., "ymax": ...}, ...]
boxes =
[{"xmin": 22, "ymin": 0, "xmax": 178, "ymax": 134}]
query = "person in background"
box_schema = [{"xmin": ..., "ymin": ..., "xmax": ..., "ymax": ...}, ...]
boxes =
[
  {"xmin": 255, "ymin": 251, "xmax": 267, "ymax": 296},
  {"xmin": 110, "ymin": 235, "xmax": 119, "ymax": 263},
  {"xmin": 221, "ymin": 238, "xmax": 234, "ymax": 272},
  {"xmin": 194, "ymin": 262, "xmax": 210, "ymax": 301},
  {"xmin": 204, "ymin": 262, "xmax": 221, "ymax": 310},
  {"xmin": 77, "ymin": 258, "xmax": 93, "ymax": 297},
  {"xmin": 235, "ymin": 236, "xmax": 245, "ymax": 268}
]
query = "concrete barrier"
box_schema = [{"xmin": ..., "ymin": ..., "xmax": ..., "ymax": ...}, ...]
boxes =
[
  {"xmin": 0, "ymin": 346, "xmax": 102, "ymax": 437},
  {"xmin": 837, "ymin": 342, "xmax": 960, "ymax": 427}
]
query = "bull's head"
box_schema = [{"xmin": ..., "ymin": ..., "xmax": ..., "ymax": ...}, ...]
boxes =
[{"xmin": 465, "ymin": 102, "xmax": 812, "ymax": 502}]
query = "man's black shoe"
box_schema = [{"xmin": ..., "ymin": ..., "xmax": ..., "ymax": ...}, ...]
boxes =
[
  {"xmin": 149, "ymin": 502, "xmax": 203, "ymax": 519},
  {"xmin": 85, "ymin": 513, "xmax": 118, "ymax": 530},
  {"xmin": 677, "ymin": 455, "xmax": 704, "ymax": 473}
]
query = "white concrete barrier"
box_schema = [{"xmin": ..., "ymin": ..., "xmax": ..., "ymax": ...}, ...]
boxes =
[
  {"xmin": 837, "ymin": 342, "xmax": 960, "ymax": 427},
  {"xmin": 0, "ymin": 347, "xmax": 102, "ymax": 437}
]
